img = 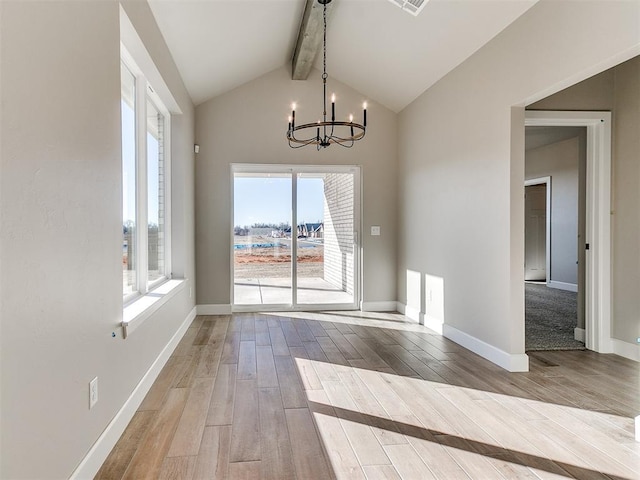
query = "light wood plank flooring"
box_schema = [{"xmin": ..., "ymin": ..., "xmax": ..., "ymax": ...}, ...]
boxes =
[{"xmin": 96, "ymin": 312, "xmax": 640, "ymax": 479}]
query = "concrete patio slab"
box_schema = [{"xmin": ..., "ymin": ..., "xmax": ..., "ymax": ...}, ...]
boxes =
[{"xmin": 234, "ymin": 276, "xmax": 353, "ymax": 306}]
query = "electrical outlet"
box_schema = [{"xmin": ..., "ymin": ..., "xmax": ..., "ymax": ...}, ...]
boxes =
[{"xmin": 89, "ymin": 377, "xmax": 98, "ymax": 409}]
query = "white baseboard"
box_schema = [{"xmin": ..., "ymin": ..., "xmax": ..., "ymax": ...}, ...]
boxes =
[
  {"xmin": 574, "ymin": 327, "xmax": 586, "ymax": 342},
  {"xmin": 397, "ymin": 302, "xmax": 442, "ymax": 332},
  {"xmin": 548, "ymin": 281, "xmax": 578, "ymax": 292},
  {"xmin": 443, "ymin": 325, "xmax": 529, "ymax": 372},
  {"xmin": 611, "ymin": 338, "xmax": 640, "ymax": 362},
  {"xmin": 423, "ymin": 315, "xmax": 444, "ymax": 335},
  {"xmin": 361, "ymin": 301, "xmax": 398, "ymax": 312},
  {"xmin": 197, "ymin": 304, "xmax": 232, "ymax": 315},
  {"xmin": 401, "ymin": 304, "xmax": 422, "ymax": 324},
  {"xmin": 70, "ymin": 306, "xmax": 197, "ymax": 479},
  {"xmin": 396, "ymin": 302, "xmax": 406, "ymax": 314}
]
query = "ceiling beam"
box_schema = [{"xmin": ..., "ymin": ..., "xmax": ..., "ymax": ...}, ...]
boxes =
[{"xmin": 291, "ymin": 0, "xmax": 334, "ymax": 80}]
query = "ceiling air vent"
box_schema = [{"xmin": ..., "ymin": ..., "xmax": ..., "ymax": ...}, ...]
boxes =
[{"xmin": 388, "ymin": 0, "xmax": 428, "ymax": 17}]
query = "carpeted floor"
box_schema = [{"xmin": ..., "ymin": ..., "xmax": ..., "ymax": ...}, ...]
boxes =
[{"xmin": 525, "ymin": 282, "xmax": 585, "ymax": 351}]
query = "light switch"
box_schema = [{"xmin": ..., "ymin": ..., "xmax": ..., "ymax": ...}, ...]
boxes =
[{"xmin": 371, "ymin": 226, "xmax": 381, "ymax": 236}]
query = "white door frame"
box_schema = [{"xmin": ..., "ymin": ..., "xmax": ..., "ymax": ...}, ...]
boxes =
[
  {"xmin": 524, "ymin": 177, "xmax": 551, "ymax": 284},
  {"xmin": 525, "ymin": 111, "xmax": 612, "ymax": 353},
  {"xmin": 230, "ymin": 163, "xmax": 361, "ymax": 312}
]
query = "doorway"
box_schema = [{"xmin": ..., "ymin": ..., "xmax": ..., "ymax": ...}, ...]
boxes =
[
  {"xmin": 524, "ymin": 179, "xmax": 550, "ymax": 283},
  {"xmin": 231, "ymin": 165, "xmax": 360, "ymax": 311},
  {"xmin": 524, "ymin": 111, "xmax": 612, "ymax": 353},
  {"xmin": 525, "ymin": 127, "xmax": 585, "ymax": 351}
]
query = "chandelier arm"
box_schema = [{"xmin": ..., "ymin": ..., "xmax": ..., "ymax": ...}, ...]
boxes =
[
  {"xmin": 288, "ymin": 129, "xmax": 326, "ymax": 144},
  {"xmin": 327, "ymin": 136, "xmax": 355, "ymax": 148},
  {"xmin": 329, "ymin": 134, "xmax": 362, "ymax": 144},
  {"xmin": 288, "ymin": 135, "xmax": 321, "ymax": 145},
  {"xmin": 332, "ymin": 142, "xmax": 355, "ymax": 148},
  {"xmin": 329, "ymin": 134, "xmax": 362, "ymax": 143},
  {"xmin": 293, "ymin": 120, "xmax": 364, "ymax": 129},
  {"xmin": 289, "ymin": 121, "xmax": 365, "ymax": 145},
  {"xmin": 289, "ymin": 142, "xmax": 313, "ymax": 149},
  {"xmin": 288, "ymin": 136, "xmax": 320, "ymax": 148},
  {"xmin": 288, "ymin": 132, "xmax": 363, "ymax": 148},
  {"xmin": 328, "ymin": 131, "xmax": 366, "ymax": 143}
]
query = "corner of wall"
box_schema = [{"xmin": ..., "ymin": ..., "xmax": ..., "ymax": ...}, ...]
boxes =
[
  {"xmin": 196, "ymin": 304, "xmax": 232, "ymax": 315},
  {"xmin": 69, "ymin": 307, "xmax": 196, "ymax": 479},
  {"xmin": 611, "ymin": 338, "xmax": 640, "ymax": 362},
  {"xmin": 444, "ymin": 324, "xmax": 529, "ymax": 372}
]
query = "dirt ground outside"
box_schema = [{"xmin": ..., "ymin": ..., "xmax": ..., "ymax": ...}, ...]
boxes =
[{"xmin": 234, "ymin": 235, "xmax": 323, "ymax": 278}]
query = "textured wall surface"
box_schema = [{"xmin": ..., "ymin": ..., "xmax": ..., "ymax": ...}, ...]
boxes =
[
  {"xmin": 323, "ymin": 173, "xmax": 355, "ymax": 295},
  {"xmin": 195, "ymin": 66, "xmax": 398, "ymax": 307},
  {"xmin": 0, "ymin": 2, "xmax": 195, "ymax": 477},
  {"xmin": 397, "ymin": 1, "xmax": 640, "ymax": 360}
]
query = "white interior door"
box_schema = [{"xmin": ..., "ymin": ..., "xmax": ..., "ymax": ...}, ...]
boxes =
[{"xmin": 525, "ymin": 183, "xmax": 547, "ymax": 281}]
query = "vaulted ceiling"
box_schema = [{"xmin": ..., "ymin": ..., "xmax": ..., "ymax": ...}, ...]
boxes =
[{"xmin": 148, "ymin": 0, "xmax": 538, "ymax": 112}]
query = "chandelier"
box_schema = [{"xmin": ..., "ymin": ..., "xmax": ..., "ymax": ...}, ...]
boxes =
[{"xmin": 287, "ymin": 0, "xmax": 367, "ymax": 149}]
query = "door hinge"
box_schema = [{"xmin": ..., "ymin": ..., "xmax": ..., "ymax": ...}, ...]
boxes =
[{"xmin": 585, "ymin": 243, "xmax": 590, "ymax": 250}]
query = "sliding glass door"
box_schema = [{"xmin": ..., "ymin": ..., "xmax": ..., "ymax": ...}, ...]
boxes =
[
  {"xmin": 233, "ymin": 173, "xmax": 292, "ymax": 305},
  {"xmin": 232, "ymin": 165, "xmax": 359, "ymax": 310},
  {"xmin": 296, "ymin": 172, "xmax": 356, "ymax": 305}
]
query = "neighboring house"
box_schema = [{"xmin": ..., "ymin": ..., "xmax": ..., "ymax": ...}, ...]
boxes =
[
  {"xmin": 298, "ymin": 223, "xmax": 324, "ymax": 239},
  {"xmin": 271, "ymin": 227, "xmax": 292, "ymax": 238}
]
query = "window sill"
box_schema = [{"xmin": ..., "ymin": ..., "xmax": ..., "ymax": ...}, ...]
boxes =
[{"xmin": 122, "ymin": 279, "xmax": 186, "ymax": 338}]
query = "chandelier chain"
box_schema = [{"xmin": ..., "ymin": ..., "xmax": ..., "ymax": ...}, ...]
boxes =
[
  {"xmin": 322, "ymin": 2, "xmax": 327, "ymax": 126},
  {"xmin": 322, "ymin": 3, "xmax": 327, "ymax": 81}
]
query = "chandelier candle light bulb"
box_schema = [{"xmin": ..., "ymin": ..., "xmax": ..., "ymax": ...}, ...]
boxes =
[
  {"xmin": 331, "ymin": 94, "xmax": 336, "ymax": 121},
  {"xmin": 286, "ymin": 0, "xmax": 367, "ymax": 149},
  {"xmin": 291, "ymin": 103, "xmax": 296, "ymax": 129}
]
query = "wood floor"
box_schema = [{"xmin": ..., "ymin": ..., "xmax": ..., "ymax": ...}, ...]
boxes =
[{"xmin": 96, "ymin": 311, "xmax": 640, "ymax": 479}]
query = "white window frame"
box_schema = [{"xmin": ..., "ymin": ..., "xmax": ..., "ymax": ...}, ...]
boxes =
[{"xmin": 121, "ymin": 48, "xmax": 172, "ymax": 305}]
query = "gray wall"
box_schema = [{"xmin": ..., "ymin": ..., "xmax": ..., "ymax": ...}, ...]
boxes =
[
  {"xmin": 528, "ymin": 55, "xmax": 640, "ymax": 345},
  {"xmin": 397, "ymin": 0, "xmax": 640, "ymax": 359},
  {"xmin": 0, "ymin": 2, "xmax": 195, "ymax": 478},
  {"xmin": 195, "ymin": 66, "xmax": 397, "ymax": 307},
  {"xmin": 612, "ymin": 56, "xmax": 640, "ymax": 344}
]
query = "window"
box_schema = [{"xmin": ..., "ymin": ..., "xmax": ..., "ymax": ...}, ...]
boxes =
[
  {"xmin": 122, "ymin": 63, "xmax": 137, "ymax": 298},
  {"xmin": 121, "ymin": 58, "xmax": 171, "ymax": 302},
  {"xmin": 146, "ymin": 99, "xmax": 166, "ymax": 285}
]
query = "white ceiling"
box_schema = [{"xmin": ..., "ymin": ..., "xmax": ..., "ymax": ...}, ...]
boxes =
[{"xmin": 149, "ymin": 0, "xmax": 538, "ymax": 112}]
